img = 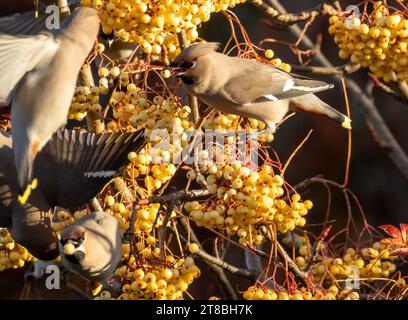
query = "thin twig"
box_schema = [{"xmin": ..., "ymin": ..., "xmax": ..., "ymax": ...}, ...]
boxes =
[
  {"xmin": 177, "ymin": 218, "xmax": 240, "ymax": 299},
  {"xmin": 260, "ymin": 225, "xmax": 311, "ymax": 286},
  {"xmin": 138, "ymin": 189, "xmax": 209, "ymax": 205},
  {"xmin": 305, "ymin": 225, "xmax": 332, "ymax": 272},
  {"xmin": 174, "ymin": 221, "xmax": 258, "ymax": 281}
]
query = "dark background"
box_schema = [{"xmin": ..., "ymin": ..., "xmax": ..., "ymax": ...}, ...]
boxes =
[{"xmin": 0, "ymin": 0, "xmax": 407, "ymax": 299}]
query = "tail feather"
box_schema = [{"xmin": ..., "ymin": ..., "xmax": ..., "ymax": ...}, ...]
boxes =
[
  {"xmin": 290, "ymin": 94, "xmax": 351, "ymax": 129},
  {"xmin": 13, "ymin": 136, "xmax": 35, "ymax": 194},
  {"xmin": 35, "ymin": 129, "xmax": 146, "ymax": 209}
]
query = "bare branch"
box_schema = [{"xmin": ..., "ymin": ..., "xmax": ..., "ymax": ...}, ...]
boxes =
[
  {"xmin": 249, "ymin": 0, "xmax": 340, "ymax": 25},
  {"xmin": 138, "ymin": 189, "xmax": 210, "ymax": 205}
]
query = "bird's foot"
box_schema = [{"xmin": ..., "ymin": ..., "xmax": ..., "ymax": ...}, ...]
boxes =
[{"xmin": 91, "ymin": 282, "xmax": 103, "ymax": 296}]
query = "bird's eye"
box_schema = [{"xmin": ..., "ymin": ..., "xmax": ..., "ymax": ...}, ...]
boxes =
[
  {"xmin": 181, "ymin": 61, "xmax": 196, "ymax": 69},
  {"xmin": 169, "ymin": 62, "xmax": 178, "ymax": 68}
]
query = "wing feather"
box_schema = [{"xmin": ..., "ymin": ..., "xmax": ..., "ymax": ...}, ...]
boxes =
[
  {"xmin": 0, "ymin": 32, "xmax": 59, "ymax": 103},
  {"xmin": 222, "ymin": 60, "xmax": 334, "ymax": 104}
]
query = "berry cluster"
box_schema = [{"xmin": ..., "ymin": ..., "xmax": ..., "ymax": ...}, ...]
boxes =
[
  {"xmin": 307, "ymin": 242, "xmax": 398, "ymax": 282},
  {"xmin": 82, "ymin": 0, "xmax": 247, "ymax": 60},
  {"xmin": 105, "ymin": 196, "xmax": 163, "ymax": 233},
  {"xmin": 263, "ymin": 49, "xmax": 292, "ymax": 73},
  {"xmin": 51, "ymin": 209, "xmax": 88, "ymax": 232},
  {"xmin": 0, "ymin": 228, "xmax": 33, "ymax": 271},
  {"xmin": 98, "ymin": 253, "xmax": 200, "ymax": 300},
  {"xmin": 329, "ymin": 1, "xmax": 408, "ymax": 82},
  {"xmin": 243, "ymin": 285, "xmax": 360, "ymax": 300},
  {"xmin": 184, "ymin": 163, "xmax": 313, "ymax": 245},
  {"xmin": 68, "ymin": 85, "xmax": 103, "ymax": 121},
  {"xmin": 203, "ymin": 112, "xmax": 274, "ymax": 143}
]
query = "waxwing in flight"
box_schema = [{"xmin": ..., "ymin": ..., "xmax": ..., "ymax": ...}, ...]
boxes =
[
  {"xmin": 0, "ymin": 128, "xmax": 145, "ymax": 260},
  {"xmin": 0, "ymin": 7, "xmax": 100, "ymax": 195}
]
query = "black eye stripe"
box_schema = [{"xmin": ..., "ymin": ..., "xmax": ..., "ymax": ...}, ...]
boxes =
[{"xmin": 181, "ymin": 61, "xmax": 195, "ymax": 69}]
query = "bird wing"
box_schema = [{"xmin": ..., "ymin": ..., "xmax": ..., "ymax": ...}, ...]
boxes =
[
  {"xmin": 0, "ymin": 3, "xmax": 81, "ymax": 35},
  {"xmin": 222, "ymin": 61, "xmax": 333, "ymax": 105},
  {"xmin": 35, "ymin": 129, "xmax": 146, "ymax": 208},
  {"xmin": 0, "ymin": 11, "xmax": 49, "ymax": 35},
  {"xmin": 0, "ymin": 32, "xmax": 59, "ymax": 103}
]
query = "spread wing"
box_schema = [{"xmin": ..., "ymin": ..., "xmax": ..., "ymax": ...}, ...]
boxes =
[
  {"xmin": 0, "ymin": 3, "xmax": 80, "ymax": 35},
  {"xmin": 35, "ymin": 129, "xmax": 146, "ymax": 209},
  {"xmin": 222, "ymin": 59, "xmax": 334, "ymax": 104},
  {"xmin": 0, "ymin": 10, "xmax": 49, "ymax": 35},
  {"xmin": 0, "ymin": 32, "xmax": 59, "ymax": 103}
]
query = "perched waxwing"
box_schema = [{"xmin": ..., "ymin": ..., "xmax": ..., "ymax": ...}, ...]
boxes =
[
  {"xmin": 168, "ymin": 42, "xmax": 352, "ymax": 134},
  {"xmin": 0, "ymin": 128, "xmax": 145, "ymax": 260},
  {"xmin": 59, "ymin": 211, "xmax": 122, "ymax": 282},
  {"xmin": 0, "ymin": 7, "xmax": 100, "ymax": 194}
]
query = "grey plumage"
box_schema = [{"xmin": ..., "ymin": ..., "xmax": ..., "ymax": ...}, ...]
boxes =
[
  {"xmin": 0, "ymin": 7, "xmax": 100, "ymax": 191},
  {"xmin": 0, "ymin": 128, "xmax": 145, "ymax": 260},
  {"xmin": 36, "ymin": 129, "xmax": 145, "ymax": 208},
  {"xmin": 59, "ymin": 211, "xmax": 122, "ymax": 282},
  {"xmin": 168, "ymin": 42, "xmax": 351, "ymax": 134}
]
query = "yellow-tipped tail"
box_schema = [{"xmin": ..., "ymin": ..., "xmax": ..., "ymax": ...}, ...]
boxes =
[
  {"xmin": 92, "ymin": 283, "xmax": 103, "ymax": 296},
  {"xmin": 341, "ymin": 117, "xmax": 352, "ymax": 130},
  {"xmin": 35, "ymin": 0, "xmax": 39, "ymax": 18},
  {"xmin": 17, "ymin": 178, "xmax": 39, "ymax": 205}
]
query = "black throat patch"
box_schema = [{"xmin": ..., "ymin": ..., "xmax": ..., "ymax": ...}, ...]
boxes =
[{"xmin": 177, "ymin": 74, "xmax": 195, "ymax": 85}]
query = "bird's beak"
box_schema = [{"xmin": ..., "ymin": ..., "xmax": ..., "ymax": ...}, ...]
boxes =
[
  {"xmin": 164, "ymin": 65, "xmax": 186, "ymax": 77},
  {"xmin": 63, "ymin": 240, "xmax": 85, "ymax": 255}
]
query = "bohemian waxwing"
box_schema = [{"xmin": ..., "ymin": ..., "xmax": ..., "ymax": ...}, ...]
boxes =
[
  {"xmin": 0, "ymin": 7, "xmax": 100, "ymax": 195},
  {"xmin": 0, "ymin": 128, "xmax": 145, "ymax": 260},
  {"xmin": 168, "ymin": 42, "xmax": 351, "ymax": 134},
  {"xmin": 59, "ymin": 211, "xmax": 122, "ymax": 282}
]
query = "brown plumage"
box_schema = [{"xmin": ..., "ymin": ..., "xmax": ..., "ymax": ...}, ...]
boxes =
[{"xmin": 169, "ymin": 42, "xmax": 351, "ymax": 134}]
